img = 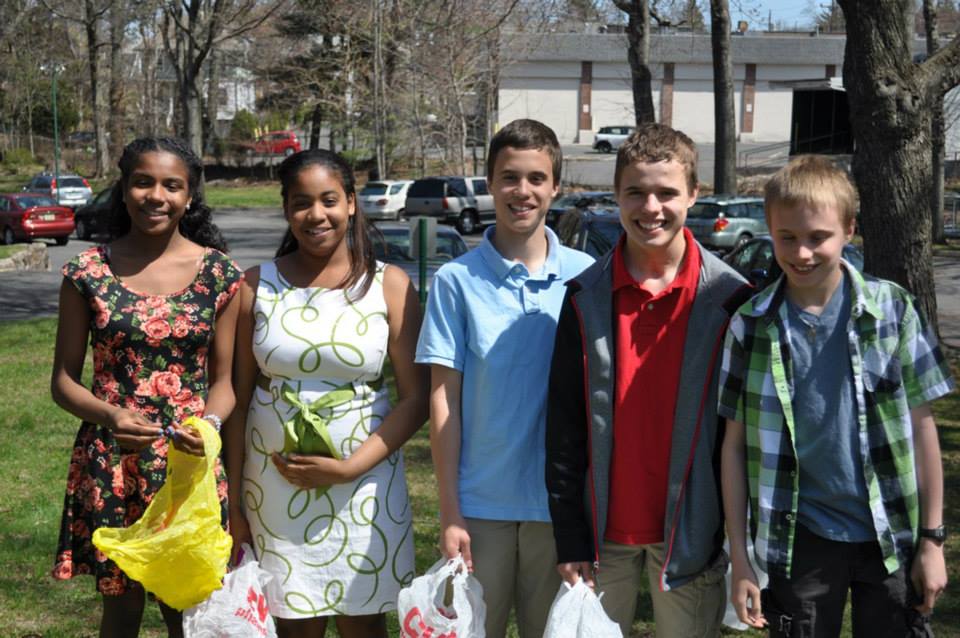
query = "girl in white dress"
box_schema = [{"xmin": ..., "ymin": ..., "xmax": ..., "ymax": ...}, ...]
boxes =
[{"xmin": 225, "ymin": 149, "xmax": 428, "ymax": 637}]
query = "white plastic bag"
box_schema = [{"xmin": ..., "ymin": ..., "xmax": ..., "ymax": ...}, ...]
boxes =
[
  {"xmin": 543, "ymin": 579, "xmax": 622, "ymax": 638},
  {"xmin": 182, "ymin": 544, "xmax": 277, "ymax": 638},
  {"xmin": 397, "ymin": 555, "xmax": 486, "ymax": 638}
]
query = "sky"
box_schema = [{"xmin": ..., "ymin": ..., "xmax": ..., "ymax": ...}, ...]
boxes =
[{"xmin": 731, "ymin": 0, "xmax": 823, "ymax": 31}]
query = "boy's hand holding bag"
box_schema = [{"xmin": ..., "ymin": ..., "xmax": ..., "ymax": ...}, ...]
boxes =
[
  {"xmin": 397, "ymin": 555, "xmax": 486, "ymax": 638},
  {"xmin": 543, "ymin": 578, "xmax": 623, "ymax": 638}
]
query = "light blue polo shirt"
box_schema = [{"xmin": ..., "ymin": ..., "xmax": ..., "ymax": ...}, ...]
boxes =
[{"xmin": 416, "ymin": 226, "xmax": 594, "ymax": 521}]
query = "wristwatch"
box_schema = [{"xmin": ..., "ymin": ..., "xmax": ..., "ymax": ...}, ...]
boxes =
[{"xmin": 918, "ymin": 525, "xmax": 947, "ymax": 545}]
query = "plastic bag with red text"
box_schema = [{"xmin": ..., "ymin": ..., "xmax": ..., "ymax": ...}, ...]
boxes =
[
  {"xmin": 397, "ymin": 555, "xmax": 486, "ymax": 638},
  {"xmin": 182, "ymin": 544, "xmax": 277, "ymax": 638}
]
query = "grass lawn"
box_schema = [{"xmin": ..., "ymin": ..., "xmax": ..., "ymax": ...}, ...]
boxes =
[
  {"xmin": 0, "ymin": 318, "xmax": 957, "ymax": 636},
  {"xmin": 0, "ymin": 245, "xmax": 26, "ymax": 260},
  {"xmin": 203, "ymin": 183, "xmax": 281, "ymax": 209}
]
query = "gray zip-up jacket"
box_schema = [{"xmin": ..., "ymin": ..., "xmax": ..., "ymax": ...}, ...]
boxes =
[{"xmin": 545, "ymin": 242, "xmax": 750, "ymax": 591}]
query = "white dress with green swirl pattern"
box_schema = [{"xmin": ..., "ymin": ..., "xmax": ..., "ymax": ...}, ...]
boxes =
[{"xmin": 243, "ymin": 260, "xmax": 414, "ymax": 619}]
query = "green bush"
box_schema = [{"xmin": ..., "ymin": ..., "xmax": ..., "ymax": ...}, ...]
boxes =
[
  {"xmin": 1, "ymin": 148, "xmax": 36, "ymax": 168},
  {"xmin": 229, "ymin": 110, "xmax": 259, "ymax": 141}
]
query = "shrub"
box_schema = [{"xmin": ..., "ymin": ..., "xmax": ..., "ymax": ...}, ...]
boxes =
[{"xmin": 1, "ymin": 148, "xmax": 36, "ymax": 168}]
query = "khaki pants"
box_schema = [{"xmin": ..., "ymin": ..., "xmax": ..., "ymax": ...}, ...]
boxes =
[
  {"xmin": 465, "ymin": 518, "xmax": 560, "ymax": 638},
  {"xmin": 597, "ymin": 541, "xmax": 726, "ymax": 638}
]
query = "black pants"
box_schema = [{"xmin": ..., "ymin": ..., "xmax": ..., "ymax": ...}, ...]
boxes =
[{"xmin": 764, "ymin": 524, "xmax": 913, "ymax": 638}]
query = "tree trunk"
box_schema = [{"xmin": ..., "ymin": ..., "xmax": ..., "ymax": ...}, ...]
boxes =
[
  {"xmin": 923, "ymin": 0, "xmax": 947, "ymax": 244},
  {"xmin": 85, "ymin": 0, "xmax": 109, "ymax": 177},
  {"xmin": 203, "ymin": 46, "xmax": 221, "ymax": 156},
  {"xmin": 309, "ymin": 103, "xmax": 323, "ymax": 150},
  {"xmin": 615, "ymin": 0, "xmax": 656, "ymax": 124},
  {"xmin": 710, "ymin": 0, "xmax": 736, "ymax": 193},
  {"xmin": 108, "ymin": 2, "xmax": 125, "ymax": 167},
  {"xmin": 838, "ymin": 0, "xmax": 939, "ymax": 331}
]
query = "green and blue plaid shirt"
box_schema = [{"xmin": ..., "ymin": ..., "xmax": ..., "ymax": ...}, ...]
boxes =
[{"xmin": 718, "ymin": 262, "xmax": 954, "ymax": 577}]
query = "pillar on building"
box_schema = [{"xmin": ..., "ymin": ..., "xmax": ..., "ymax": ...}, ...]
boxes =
[
  {"xmin": 578, "ymin": 61, "xmax": 594, "ymax": 144},
  {"xmin": 660, "ymin": 63, "xmax": 675, "ymax": 126},
  {"xmin": 742, "ymin": 63, "xmax": 756, "ymax": 134}
]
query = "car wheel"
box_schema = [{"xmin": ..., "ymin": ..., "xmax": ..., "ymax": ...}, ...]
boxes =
[
  {"xmin": 56, "ymin": 236, "xmax": 69, "ymax": 246},
  {"xmin": 75, "ymin": 218, "xmax": 89, "ymax": 240},
  {"xmin": 396, "ymin": 208, "xmax": 405, "ymax": 221},
  {"xmin": 456, "ymin": 210, "xmax": 478, "ymax": 235},
  {"xmin": 596, "ymin": 141, "xmax": 612, "ymax": 153},
  {"xmin": 284, "ymin": 147, "xmax": 295, "ymax": 157},
  {"xmin": 733, "ymin": 234, "xmax": 751, "ymax": 251},
  {"xmin": 2, "ymin": 227, "xmax": 14, "ymax": 245}
]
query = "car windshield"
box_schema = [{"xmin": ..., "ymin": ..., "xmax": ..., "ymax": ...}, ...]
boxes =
[
  {"xmin": 374, "ymin": 229, "xmax": 464, "ymax": 261},
  {"xmin": 361, "ymin": 183, "xmax": 388, "ymax": 196},
  {"xmin": 552, "ymin": 194, "xmax": 583, "ymax": 208},
  {"xmin": 58, "ymin": 177, "xmax": 87, "ymax": 188},
  {"xmin": 16, "ymin": 195, "xmax": 56, "ymax": 208},
  {"xmin": 686, "ymin": 203, "xmax": 723, "ymax": 219}
]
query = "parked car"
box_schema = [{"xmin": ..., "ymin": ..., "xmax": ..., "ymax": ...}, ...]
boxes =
[
  {"xmin": 370, "ymin": 221, "xmax": 469, "ymax": 290},
  {"xmin": 547, "ymin": 190, "xmax": 616, "ymax": 227},
  {"xmin": 724, "ymin": 235, "xmax": 864, "ymax": 290},
  {"xmin": 556, "ymin": 208, "xmax": 623, "ymax": 258},
  {"xmin": 241, "ymin": 130, "xmax": 302, "ymax": 156},
  {"xmin": 403, "ymin": 176, "xmax": 495, "ymax": 235},
  {"xmin": 593, "ymin": 126, "xmax": 633, "ymax": 153},
  {"xmin": 23, "ymin": 172, "xmax": 93, "ymax": 209},
  {"xmin": 73, "ymin": 187, "xmax": 115, "ymax": 240},
  {"xmin": 684, "ymin": 195, "xmax": 767, "ymax": 252},
  {"xmin": 359, "ymin": 180, "xmax": 413, "ymax": 221},
  {"xmin": 0, "ymin": 193, "xmax": 75, "ymax": 245}
]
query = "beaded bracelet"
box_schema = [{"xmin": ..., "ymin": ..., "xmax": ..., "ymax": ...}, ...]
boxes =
[{"xmin": 203, "ymin": 414, "xmax": 223, "ymax": 432}]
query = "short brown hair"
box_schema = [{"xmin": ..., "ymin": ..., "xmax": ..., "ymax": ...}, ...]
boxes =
[
  {"xmin": 764, "ymin": 155, "xmax": 858, "ymax": 227},
  {"xmin": 614, "ymin": 123, "xmax": 698, "ymax": 192},
  {"xmin": 487, "ymin": 119, "xmax": 562, "ymax": 184}
]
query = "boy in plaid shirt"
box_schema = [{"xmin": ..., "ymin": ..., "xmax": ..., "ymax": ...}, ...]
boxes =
[{"xmin": 718, "ymin": 155, "xmax": 954, "ymax": 637}]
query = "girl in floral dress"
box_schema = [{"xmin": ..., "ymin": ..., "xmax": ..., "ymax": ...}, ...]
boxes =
[
  {"xmin": 224, "ymin": 149, "xmax": 428, "ymax": 638},
  {"xmin": 51, "ymin": 137, "xmax": 243, "ymax": 637}
]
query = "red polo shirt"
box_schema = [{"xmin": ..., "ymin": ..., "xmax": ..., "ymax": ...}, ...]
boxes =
[{"xmin": 605, "ymin": 227, "xmax": 701, "ymax": 545}]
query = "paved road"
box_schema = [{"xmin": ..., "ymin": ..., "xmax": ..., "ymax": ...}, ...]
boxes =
[{"xmin": 2, "ymin": 207, "xmax": 959, "ymax": 352}]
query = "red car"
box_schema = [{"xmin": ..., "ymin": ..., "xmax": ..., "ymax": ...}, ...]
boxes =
[
  {"xmin": 0, "ymin": 193, "xmax": 75, "ymax": 246},
  {"xmin": 247, "ymin": 130, "xmax": 302, "ymax": 156}
]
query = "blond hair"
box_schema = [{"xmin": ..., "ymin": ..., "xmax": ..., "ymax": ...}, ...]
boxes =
[
  {"xmin": 614, "ymin": 123, "xmax": 698, "ymax": 192},
  {"xmin": 764, "ymin": 155, "xmax": 858, "ymax": 227}
]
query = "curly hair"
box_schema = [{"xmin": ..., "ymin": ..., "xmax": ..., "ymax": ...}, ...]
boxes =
[
  {"xmin": 107, "ymin": 137, "xmax": 227, "ymax": 252},
  {"xmin": 275, "ymin": 149, "xmax": 377, "ymax": 300}
]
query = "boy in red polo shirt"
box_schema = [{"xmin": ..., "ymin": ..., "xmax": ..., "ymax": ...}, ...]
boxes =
[{"xmin": 545, "ymin": 124, "xmax": 751, "ymax": 637}]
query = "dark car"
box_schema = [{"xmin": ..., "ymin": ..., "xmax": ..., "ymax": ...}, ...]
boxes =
[
  {"xmin": 371, "ymin": 222, "xmax": 469, "ymax": 290},
  {"xmin": 547, "ymin": 190, "xmax": 616, "ymax": 227},
  {"xmin": 723, "ymin": 235, "xmax": 864, "ymax": 290},
  {"xmin": 73, "ymin": 187, "xmax": 114, "ymax": 240},
  {"xmin": 556, "ymin": 208, "xmax": 623, "ymax": 259},
  {"xmin": 0, "ymin": 193, "xmax": 75, "ymax": 245}
]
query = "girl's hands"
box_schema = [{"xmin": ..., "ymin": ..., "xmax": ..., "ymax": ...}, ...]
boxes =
[
  {"xmin": 270, "ymin": 452, "xmax": 356, "ymax": 489},
  {"xmin": 167, "ymin": 422, "xmax": 206, "ymax": 456},
  {"xmin": 107, "ymin": 408, "xmax": 162, "ymax": 451},
  {"xmin": 228, "ymin": 508, "xmax": 253, "ymax": 565}
]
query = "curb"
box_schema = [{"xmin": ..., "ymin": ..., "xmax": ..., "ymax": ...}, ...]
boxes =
[{"xmin": 0, "ymin": 242, "xmax": 50, "ymax": 272}]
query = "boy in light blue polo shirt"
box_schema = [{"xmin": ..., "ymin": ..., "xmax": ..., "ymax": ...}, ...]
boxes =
[{"xmin": 416, "ymin": 119, "xmax": 594, "ymax": 638}]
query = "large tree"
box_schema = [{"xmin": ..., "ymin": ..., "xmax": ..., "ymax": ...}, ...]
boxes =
[
  {"xmin": 613, "ymin": 0, "xmax": 656, "ymax": 125},
  {"xmin": 836, "ymin": 0, "xmax": 960, "ymax": 333},
  {"xmin": 922, "ymin": 0, "xmax": 947, "ymax": 244},
  {"xmin": 710, "ymin": 0, "xmax": 735, "ymax": 193}
]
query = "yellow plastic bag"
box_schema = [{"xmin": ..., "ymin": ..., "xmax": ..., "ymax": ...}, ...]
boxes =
[{"xmin": 92, "ymin": 416, "xmax": 232, "ymax": 610}]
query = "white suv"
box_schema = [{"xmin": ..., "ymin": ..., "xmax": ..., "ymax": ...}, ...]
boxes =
[
  {"xmin": 359, "ymin": 180, "xmax": 413, "ymax": 221},
  {"xmin": 592, "ymin": 126, "xmax": 634, "ymax": 153}
]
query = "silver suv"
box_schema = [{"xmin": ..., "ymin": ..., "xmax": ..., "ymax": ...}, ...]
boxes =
[
  {"xmin": 23, "ymin": 172, "xmax": 93, "ymax": 209},
  {"xmin": 684, "ymin": 195, "xmax": 767, "ymax": 252},
  {"xmin": 592, "ymin": 126, "xmax": 633, "ymax": 153},
  {"xmin": 403, "ymin": 176, "xmax": 495, "ymax": 234}
]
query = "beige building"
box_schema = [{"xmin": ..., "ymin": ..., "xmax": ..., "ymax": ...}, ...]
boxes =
[{"xmin": 498, "ymin": 32, "xmax": 851, "ymax": 149}]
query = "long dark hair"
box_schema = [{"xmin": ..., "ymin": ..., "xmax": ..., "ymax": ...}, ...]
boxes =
[
  {"xmin": 275, "ymin": 149, "xmax": 376, "ymax": 299},
  {"xmin": 107, "ymin": 137, "xmax": 227, "ymax": 251}
]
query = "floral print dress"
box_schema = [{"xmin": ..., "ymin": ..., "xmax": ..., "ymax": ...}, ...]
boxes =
[{"xmin": 52, "ymin": 245, "xmax": 243, "ymax": 595}]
